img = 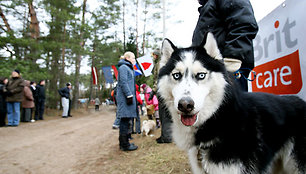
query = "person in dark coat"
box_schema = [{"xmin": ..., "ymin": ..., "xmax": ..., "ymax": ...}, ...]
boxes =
[
  {"xmin": 58, "ymin": 83, "xmax": 71, "ymax": 118},
  {"xmin": 6, "ymin": 70, "xmax": 25, "ymax": 126},
  {"xmin": 116, "ymin": 51, "xmax": 138, "ymax": 151},
  {"xmin": 35, "ymin": 80, "xmax": 46, "ymax": 120},
  {"xmin": 0, "ymin": 77, "xmax": 8, "ymax": 127},
  {"xmin": 150, "ymin": 50, "xmax": 173, "ymax": 144},
  {"xmin": 192, "ymin": 0, "xmax": 258, "ymax": 91}
]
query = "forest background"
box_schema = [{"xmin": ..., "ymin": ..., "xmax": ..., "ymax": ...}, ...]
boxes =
[{"xmin": 0, "ymin": 0, "xmax": 169, "ymax": 109}]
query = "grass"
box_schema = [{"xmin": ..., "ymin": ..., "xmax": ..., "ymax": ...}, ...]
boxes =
[{"xmin": 99, "ymin": 130, "xmax": 192, "ymax": 174}]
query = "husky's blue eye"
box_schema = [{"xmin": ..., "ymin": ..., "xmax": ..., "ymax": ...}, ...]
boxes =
[
  {"xmin": 172, "ymin": 72, "xmax": 182, "ymax": 80},
  {"xmin": 196, "ymin": 72, "xmax": 206, "ymax": 80}
]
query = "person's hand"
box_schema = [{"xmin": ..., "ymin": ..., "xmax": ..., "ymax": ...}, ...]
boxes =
[
  {"xmin": 149, "ymin": 91, "xmax": 155, "ymax": 101},
  {"xmin": 126, "ymin": 97, "xmax": 133, "ymax": 105},
  {"xmin": 6, "ymin": 90, "xmax": 12, "ymax": 96}
]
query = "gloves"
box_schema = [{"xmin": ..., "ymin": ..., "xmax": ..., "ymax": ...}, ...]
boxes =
[
  {"xmin": 223, "ymin": 58, "xmax": 242, "ymax": 72},
  {"xmin": 6, "ymin": 90, "xmax": 12, "ymax": 96},
  {"xmin": 126, "ymin": 97, "xmax": 133, "ymax": 105},
  {"xmin": 148, "ymin": 90, "xmax": 156, "ymax": 101}
]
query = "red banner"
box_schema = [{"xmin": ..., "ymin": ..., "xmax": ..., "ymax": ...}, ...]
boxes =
[
  {"xmin": 111, "ymin": 65, "xmax": 118, "ymax": 80},
  {"xmin": 252, "ymin": 50, "xmax": 302, "ymax": 95},
  {"xmin": 91, "ymin": 67, "xmax": 98, "ymax": 85}
]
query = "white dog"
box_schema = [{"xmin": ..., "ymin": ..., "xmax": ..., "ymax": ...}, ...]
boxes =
[{"xmin": 141, "ymin": 120, "xmax": 156, "ymax": 136}]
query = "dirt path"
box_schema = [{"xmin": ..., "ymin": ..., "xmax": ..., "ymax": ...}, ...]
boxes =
[{"xmin": 0, "ymin": 106, "xmax": 118, "ymax": 174}]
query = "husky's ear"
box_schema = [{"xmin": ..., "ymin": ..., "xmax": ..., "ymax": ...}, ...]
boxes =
[
  {"xmin": 204, "ymin": 32, "xmax": 241, "ymax": 72},
  {"xmin": 203, "ymin": 32, "xmax": 223, "ymax": 60},
  {"xmin": 159, "ymin": 38, "xmax": 176, "ymax": 70}
]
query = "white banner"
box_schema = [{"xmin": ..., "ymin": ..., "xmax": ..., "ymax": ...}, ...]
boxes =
[{"xmin": 250, "ymin": 0, "xmax": 306, "ymax": 101}]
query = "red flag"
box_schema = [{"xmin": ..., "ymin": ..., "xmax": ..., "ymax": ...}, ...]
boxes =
[
  {"xmin": 111, "ymin": 65, "xmax": 118, "ymax": 80},
  {"xmin": 137, "ymin": 54, "xmax": 154, "ymax": 77},
  {"xmin": 92, "ymin": 67, "xmax": 98, "ymax": 85},
  {"xmin": 141, "ymin": 62, "xmax": 152, "ymax": 70}
]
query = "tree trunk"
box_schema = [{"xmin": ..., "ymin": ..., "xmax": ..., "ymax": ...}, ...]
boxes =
[
  {"xmin": 60, "ymin": 22, "xmax": 67, "ymax": 88},
  {"xmin": 135, "ymin": 0, "xmax": 139, "ymax": 57},
  {"xmin": 0, "ymin": 6, "xmax": 12, "ymax": 33},
  {"xmin": 142, "ymin": 1, "xmax": 148, "ymax": 55},
  {"xmin": 27, "ymin": 1, "xmax": 40, "ymax": 66},
  {"xmin": 73, "ymin": 0, "xmax": 87, "ymax": 109},
  {"xmin": 122, "ymin": 0, "xmax": 126, "ymax": 51},
  {"xmin": 28, "ymin": 1, "xmax": 40, "ymax": 39}
]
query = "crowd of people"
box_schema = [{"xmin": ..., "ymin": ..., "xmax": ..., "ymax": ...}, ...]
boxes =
[
  {"xmin": 0, "ymin": 69, "xmax": 76, "ymax": 127},
  {"xmin": 0, "ymin": 70, "xmax": 46, "ymax": 127}
]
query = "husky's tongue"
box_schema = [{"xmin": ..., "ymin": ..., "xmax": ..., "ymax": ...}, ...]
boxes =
[{"xmin": 181, "ymin": 114, "xmax": 197, "ymax": 126}]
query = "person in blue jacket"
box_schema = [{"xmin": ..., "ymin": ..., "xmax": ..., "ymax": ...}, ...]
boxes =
[{"xmin": 116, "ymin": 51, "xmax": 138, "ymax": 151}]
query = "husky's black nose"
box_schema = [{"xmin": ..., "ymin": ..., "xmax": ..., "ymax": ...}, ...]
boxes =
[{"xmin": 178, "ymin": 97, "xmax": 195, "ymax": 113}]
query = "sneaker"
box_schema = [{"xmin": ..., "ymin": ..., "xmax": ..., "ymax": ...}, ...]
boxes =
[{"xmin": 31, "ymin": 120, "xmax": 36, "ymax": 123}]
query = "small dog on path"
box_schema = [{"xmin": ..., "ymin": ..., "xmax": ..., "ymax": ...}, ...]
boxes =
[{"xmin": 141, "ymin": 120, "xmax": 156, "ymax": 137}]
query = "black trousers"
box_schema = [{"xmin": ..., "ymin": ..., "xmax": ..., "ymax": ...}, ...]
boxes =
[
  {"xmin": 35, "ymin": 100, "xmax": 45, "ymax": 120},
  {"xmin": 68, "ymin": 99, "xmax": 71, "ymax": 116},
  {"xmin": 158, "ymin": 95, "xmax": 173, "ymax": 140},
  {"xmin": 119, "ymin": 117, "xmax": 131, "ymax": 135},
  {"xmin": 0, "ymin": 111, "xmax": 6, "ymax": 126}
]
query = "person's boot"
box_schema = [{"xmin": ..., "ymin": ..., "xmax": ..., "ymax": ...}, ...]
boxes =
[
  {"xmin": 119, "ymin": 134, "xmax": 138, "ymax": 151},
  {"xmin": 148, "ymin": 115, "xmax": 153, "ymax": 120},
  {"xmin": 156, "ymin": 136, "xmax": 172, "ymax": 144}
]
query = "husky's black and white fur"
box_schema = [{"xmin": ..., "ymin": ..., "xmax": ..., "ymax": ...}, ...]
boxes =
[{"xmin": 157, "ymin": 33, "xmax": 306, "ymax": 174}]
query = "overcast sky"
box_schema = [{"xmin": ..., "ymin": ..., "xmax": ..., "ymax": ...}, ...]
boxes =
[{"xmin": 78, "ymin": 0, "xmax": 286, "ymax": 74}]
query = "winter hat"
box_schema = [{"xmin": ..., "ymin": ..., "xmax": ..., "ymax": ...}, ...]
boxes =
[
  {"xmin": 14, "ymin": 69, "xmax": 20, "ymax": 75},
  {"xmin": 152, "ymin": 49, "xmax": 161, "ymax": 57},
  {"xmin": 140, "ymin": 84, "xmax": 147, "ymax": 89},
  {"xmin": 66, "ymin": 82, "xmax": 71, "ymax": 86}
]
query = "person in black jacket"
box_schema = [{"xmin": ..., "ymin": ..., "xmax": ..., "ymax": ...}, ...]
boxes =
[
  {"xmin": 58, "ymin": 83, "xmax": 71, "ymax": 118},
  {"xmin": 192, "ymin": 0, "xmax": 258, "ymax": 91},
  {"xmin": 0, "ymin": 77, "xmax": 8, "ymax": 127},
  {"xmin": 35, "ymin": 80, "xmax": 46, "ymax": 120}
]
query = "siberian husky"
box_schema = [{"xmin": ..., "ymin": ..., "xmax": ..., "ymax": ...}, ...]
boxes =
[{"xmin": 157, "ymin": 33, "xmax": 306, "ymax": 174}]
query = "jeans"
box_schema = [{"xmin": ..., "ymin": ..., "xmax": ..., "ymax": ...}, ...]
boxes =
[
  {"xmin": 113, "ymin": 113, "xmax": 120, "ymax": 126},
  {"xmin": 131, "ymin": 114, "xmax": 141, "ymax": 133},
  {"xmin": 61, "ymin": 97, "xmax": 69, "ymax": 116},
  {"xmin": 7, "ymin": 102, "xmax": 21, "ymax": 126}
]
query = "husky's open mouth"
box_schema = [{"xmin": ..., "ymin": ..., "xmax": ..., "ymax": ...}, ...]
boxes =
[{"xmin": 181, "ymin": 114, "xmax": 198, "ymax": 126}]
